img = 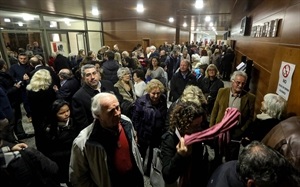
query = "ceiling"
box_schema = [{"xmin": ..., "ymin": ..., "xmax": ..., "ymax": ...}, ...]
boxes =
[{"xmin": 0, "ymin": 0, "xmax": 235, "ymax": 36}]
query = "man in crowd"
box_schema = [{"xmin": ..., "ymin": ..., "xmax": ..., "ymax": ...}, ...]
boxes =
[
  {"xmin": 210, "ymin": 70, "xmax": 255, "ymax": 162},
  {"xmin": 207, "ymin": 141, "xmax": 300, "ymax": 187},
  {"xmin": 69, "ymin": 92, "xmax": 144, "ymax": 187},
  {"xmin": 72, "ymin": 64, "xmax": 121, "ymax": 133}
]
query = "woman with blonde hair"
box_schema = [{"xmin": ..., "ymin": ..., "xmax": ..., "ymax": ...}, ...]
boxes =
[
  {"xmin": 26, "ymin": 69, "xmax": 56, "ymax": 154},
  {"xmin": 132, "ymin": 79, "xmax": 168, "ymax": 176}
]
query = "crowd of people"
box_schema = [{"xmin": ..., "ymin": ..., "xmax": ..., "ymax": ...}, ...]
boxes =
[{"xmin": 0, "ymin": 40, "xmax": 299, "ymax": 187}]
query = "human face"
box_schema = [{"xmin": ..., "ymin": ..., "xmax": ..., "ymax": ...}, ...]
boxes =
[
  {"xmin": 179, "ymin": 60, "xmax": 189, "ymax": 73},
  {"xmin": 185, "ymin": 116, "xmax": 203, "ymax": 135},
  {"xmin": 149, "ymin": 87, "xmax": 161, "ymax": 104},
  {"xmin": 152, "ymin": 58, "xmax": 158, "ymax": 67},
  {"xmin": 207, "ymin": 68, "xmax": 216, "ymax": 77},
  {"xmin": 231, "ymin": 75, "xmax": 246, "ymax": 94},
  {"xmin": 133, "ymin": 73, "xmax": 140, "ymax": 83},
  {"xmin": 83, "ymin": 67, "xmax": 100, "ymax": 89},
  {"xmin": 18, "ymin": 55, "xmax": 28, "ymax": 65},
  {"xmin": 99, "ymin": 96, "xmax": 121, "ymax": 129},
  {"xmin": 122, "ymin": 72, "xmax": 131, "ymax": 82},
  {"xmin": 56, "ymin": 104, "xmax": 70, "ymax": 122}
]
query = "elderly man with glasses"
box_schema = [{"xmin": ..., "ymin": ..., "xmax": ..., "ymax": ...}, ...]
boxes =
[{"xmin": 210, "ymin": 70, "xmax": 255, "ymax": 164}]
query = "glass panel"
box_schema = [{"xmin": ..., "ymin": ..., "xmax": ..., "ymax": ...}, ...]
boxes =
[
  {"xmin": 87, "ymin": 21, "xmax": 102, "ymax": 31},
  {"xmin": 0, "ymin": 10, "xmax": 40, "ymax": 29},
  {"xmin": 48, "ymin": 32, "xmax": 70, "ymax": 57},
  {"xmin": 43, "ymin": 15, "xmax": 85, "ymax": 30},
  {"xmin": 88, "ymin": 32, "xmax": 102, "ymax": 53},
  {"xmin": 68, "ymin": 32, "xmax": 86, "ymax": 55}
]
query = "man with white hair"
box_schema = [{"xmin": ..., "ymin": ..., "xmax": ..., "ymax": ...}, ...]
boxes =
[{"xmin": 69, "ymin": 92, "xmax": 144, "ymax": 187}]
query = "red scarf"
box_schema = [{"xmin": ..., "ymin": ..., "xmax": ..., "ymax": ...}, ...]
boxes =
[{"xmin": 114, "ymin": 123, "xmax": 133, "ymax": 174}]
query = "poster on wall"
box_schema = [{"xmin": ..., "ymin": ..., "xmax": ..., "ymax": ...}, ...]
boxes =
[
  {"xmin": 50, "ymin": 42, "xmax": 67, "ymax": 56},
  {"xmin": 276, "ymin": 61, "xmax": 296, "ymax": 101}
]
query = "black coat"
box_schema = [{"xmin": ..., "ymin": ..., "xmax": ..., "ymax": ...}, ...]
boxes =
[
  {"xmin": 169, "ymin": 70, "xmax": 197, "ymax": 102},
  {"xmin": 72, "ymin": 80, "xmax": 122, "ymax": 133},
  {"xmin": 53, "ymin": 54, "xmax": 70, "ymax": 73},
  {"xmin": 56, "ymin": 77, "xmax": 80, "ymax": 104},
  {"xmin": 1, "ymin": 147, "xmax": 60, "ymax": 187},
  {"xmin": 160, "ymin": 131, "xmax": 209, "ymax": 187}
]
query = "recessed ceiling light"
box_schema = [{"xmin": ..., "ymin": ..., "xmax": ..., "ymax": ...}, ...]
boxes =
[
  {"xmin": 183, "ymin": 22, "xmax": 187, "ymax": 27},
  {"xmin": 18, "ymin": 22, "xmax": 23, "ymax": 27},
  {"xmin": 136, "ymin": 3, "xmax": 144, "ymax": 13},
  {"xmin": 92, "ymin": 8, "xmax": 99, "ymax": 16},
  {"xmin": 23, "ymin": 13, "xmax": 34, "ymax": 21},
  {"xmin": 205, "ymin": 16, "xmax": 211, "ymax": 22},
  {"xmin": 195, "ymin": 0, "xmax": 203, "ymax": 9},
  {"xmin": 209, "ymin": 22, "xmax": 213, "ymax": 27},
  {"xmin": 4, "ymin": 18, "xmax": 11, "ymax": 22},
  {"xmin": 169, "ymin": 17, "xmax": 174, "ymax": 23}
]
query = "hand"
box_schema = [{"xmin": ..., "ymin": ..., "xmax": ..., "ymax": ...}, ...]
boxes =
[
  {"xmin": 53, "ymin": 85, "xmax": 58, "ymax": 91},
  {"xmin": 23, "ymin": 73, "xmax": 29, "ymax": 81},
  {"xmin": 11, "ymin": 143, "xmax": 28, "ymax": 151},
  {"xmin": 176, "ymin": 137, "xmax": 192, "ymax": 157},
  {"xmin": 0, "ymin": 118, "xmax": 9, "ymax": 130}
]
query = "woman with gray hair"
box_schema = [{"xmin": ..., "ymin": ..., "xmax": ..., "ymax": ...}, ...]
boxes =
[
  {"xmin": 242, "ymin": 93, "xmax": 287, "ymax": 146},
  {"xmin": 114, "ymin": 67, "xmax": 136, "ymax": 118}
]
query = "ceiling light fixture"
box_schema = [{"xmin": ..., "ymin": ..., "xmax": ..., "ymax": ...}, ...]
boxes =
[
  {"xmin": 168, "ymin": 17, "xmax": 174, "ymax": 23},
  {"xmin": 18, "ymin": 22, "xmax": 24, "ymax": 27},
  {"xmin": 4, "ymin": 18, "xmax": 11, "ymax": 22},
  {"xmin": 183, "ymin": 22, "xmax": 187, "ymax": 27},
  {"xmin": 92, "ymin": 8, "xmax": 99, "ymax": 16},
  {"xmin": 205, "ymin": 16, "xmax": 211, "ymax": 22},
  {"xmin": 136, "ymin": 3, "xmax": 144, "ymax": 13},
  {"xmin": 23, "ymin": 13, "xmax": 34, "ymax": 21},
  {"xmin": 209, "ymin": 22, "xmax": 213, "ymax": 27},
  {"xmin": 195, "ymin": 0, "xmax": 203, "ymax": 9}
]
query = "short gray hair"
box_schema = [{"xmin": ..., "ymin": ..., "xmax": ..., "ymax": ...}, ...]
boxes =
[
  {"xmin": 117, "ymin": 67, "xmax": 130, "ymax": 79},
  {"xmin": 230, "ymin": 70, "xmax": 248, "ymax": 81},
  {"xmin": 262, "ymin": 93, "xmax": 287, "ymax": 119},
  {"xmin": 81, "ymin": 64, "xmax": 96, "ymax": 78},
  {"xmin": 91, "ymin": 92, "xmax": 117, "ymax": 119}
]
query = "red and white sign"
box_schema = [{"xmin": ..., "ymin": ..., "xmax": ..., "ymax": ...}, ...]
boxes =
[{"xmin": 276, "ymin": 61, "xmax": 295, "ymax": 101}]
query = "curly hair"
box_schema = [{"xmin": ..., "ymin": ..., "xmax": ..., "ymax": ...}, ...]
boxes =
[
  {"xmin": 26, "ymin": 69, "xmax": 52, "ymax": 92},
  {"xmin": 145, "ymin": 79, "xmax": 165, "ymax": 93},
  {"xmin": 180, "ymin": 85, "xmax": 207, "ymax": 105},
  {"xmin": 169, "ymin": 101, "xmax": 206, "ymax": 135}
]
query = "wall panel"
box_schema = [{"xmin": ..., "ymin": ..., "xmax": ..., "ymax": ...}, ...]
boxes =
[{"xmin": 231, "ymin": 0, "xmax": 300, "ymax": 115}]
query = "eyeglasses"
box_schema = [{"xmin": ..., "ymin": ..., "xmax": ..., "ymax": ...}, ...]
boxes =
[{"xmin": 233, "ymin": 80, "xmax": 246, "ymax": 86}]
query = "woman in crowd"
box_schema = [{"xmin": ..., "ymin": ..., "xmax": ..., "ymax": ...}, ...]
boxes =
[
  {"xmin": 133, "ymin": 68, "xmax": 146, "ymax": 98},
  {"xmin": 242, "ymin": 93, "xmax": 287, "ymax": 145},
  {"xmin": 145, "ymin": 56, "xmax": 166, "ymax": 86},
  {"xmin": 26, "ymin": 69, "xmax": 56, "ymax": 154},
  {"xmin": 132, "ymin": 79, "xmax": 167, "ymax": 176},
  {"xmin": 198, "ymin": 64, "xmax": 224, "ymax": 115},
  {"xmin": 161, "ymin": 101, "xmax": 209, "ymax": 187},
  {"xmin": 45, "ymin": 99, "xmax": 76, "ymax": 186},
  {"xmin": 166, "ymin": 85, "xmax": 208, "ymax": 129},
  {"xmin": 114, "ymin": 67, "xmax": 136, "ymax": 118},
  {"xmin": 211, "ymin": 48, "xmax": 221, "ymax": 71}
]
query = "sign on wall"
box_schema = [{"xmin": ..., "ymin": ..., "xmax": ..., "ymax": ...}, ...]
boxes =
[{"xmin": 276, "ymin": 61, "xmax": 296, "ymax": 101}]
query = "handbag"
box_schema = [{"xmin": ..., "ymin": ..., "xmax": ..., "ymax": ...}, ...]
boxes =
[{"xmin": 150, "ymin": 148, "xmax": 178, "ymax": 187}]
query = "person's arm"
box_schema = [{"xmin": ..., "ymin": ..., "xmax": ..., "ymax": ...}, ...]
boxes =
[
  {"xmin": 209, "ymin": 89, "xmax": 222, "ymax": 127},
  {"xmin": 69, "ymin": 142, "xmax": 96, "ymax": 187},
  {"xmin": 161, "ymin": 133, "xmax": 189, "ymax": 184},
  {"xmin": 72, "ymin": 96, "xmax": 89, "ymax": 133}
]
